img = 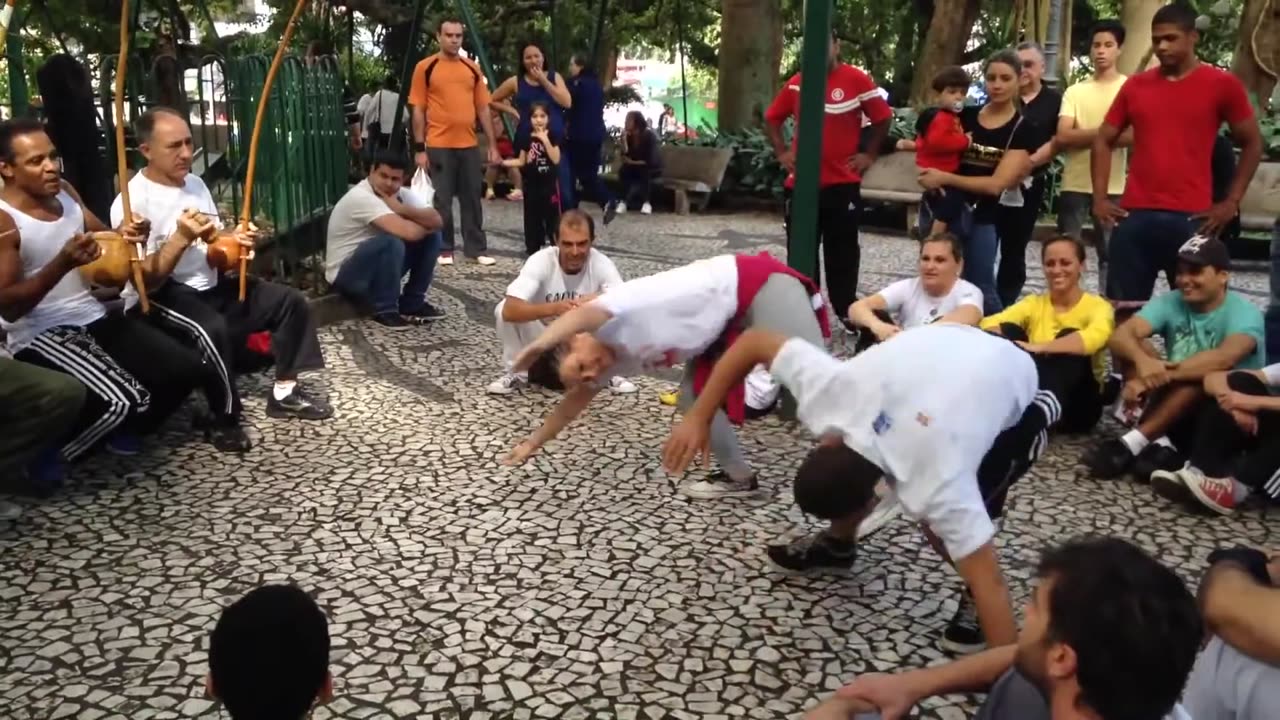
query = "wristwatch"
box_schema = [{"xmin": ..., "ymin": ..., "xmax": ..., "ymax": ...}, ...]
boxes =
[{"xmin": 412, "ymin": 142, "xmax": 425, "ymax": 153}]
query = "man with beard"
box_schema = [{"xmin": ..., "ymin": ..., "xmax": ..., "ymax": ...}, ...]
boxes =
[{"xmin": 803, "ymin": 537, "xmax": 1201, "ymax": 720}]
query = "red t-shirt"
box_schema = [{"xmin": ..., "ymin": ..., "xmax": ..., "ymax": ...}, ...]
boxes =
[
  {"xmin": 764, "ymin": 64, "xmax": 893, "ymax": 188},
  {"xmin": 915, "ymin": 109, "xmax": 970, "ymax": 172},
  {"xmin": 1104, "ymin": 65, "xmax": 1254, "ymax": 213}
]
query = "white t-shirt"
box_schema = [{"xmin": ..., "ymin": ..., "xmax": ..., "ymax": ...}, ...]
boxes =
[
  {"xmin": 1262, "ymin": 363, "xmax": 1280, "ymax": 386},
  {"xmin": 877, "ymin": 277, "xmax": 983, "ymax": 329},
  {"xmin": 358, "ymin": 90, "xmax": 409, "ymax": 139},
  {"xmin": 110, "ymin": 172, "xmax": 222, "ymax": 308},
  {"xmin": 593, "ymin": 255, "xmax": 739, "ymax": 377},
  {"xmin": 324, "ymin": 179, "xmax": 428, "ymax": 283},
  {"xmin": 505, "ymin": 246, "xmax": 623, "ymax": 305},
  {"xmin": 769, "ymin": 324, "xmax": 1037, "ymax": 561}
]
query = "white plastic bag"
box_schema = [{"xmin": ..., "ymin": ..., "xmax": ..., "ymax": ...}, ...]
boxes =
[{"xmin": 409, "ymin": 167, "xmax": 435, "ymax": 208}]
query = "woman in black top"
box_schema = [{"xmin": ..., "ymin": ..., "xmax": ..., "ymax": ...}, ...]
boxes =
[
  {"xmin": 919, "ymin": 50, "xmax": 1035, "ymax": 315},
  {"xmin": 618, "ymin": 111, "xmax": 662, "ymax": 214}
]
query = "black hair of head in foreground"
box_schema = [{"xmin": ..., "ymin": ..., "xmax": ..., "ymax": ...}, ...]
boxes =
[{"xmin": 793, "ymin": 443, "xmax": 882, "ymax": 519}]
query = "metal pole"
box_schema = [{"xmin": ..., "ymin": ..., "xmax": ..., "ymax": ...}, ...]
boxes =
[
  {"xmin": 388, "ymin": 0, "xmax": 426, "ymax": 155},
  {"xmin": 5, "ymin": 5, "xmax": 28, "ymax": 117},
  {"xmin": 1043, "ymin": 0, "xmax": 1063, "ymax": 88},
  {"xmin": 674, "ymin": 0, "xmax": 689, "ymax": 138},
  {"xmin": 590, "ymin": 0, "xmax": 609, "ymax": 69},
  {"xmin": 346, "ymin": 7, "xmax": 355, "ymax": 80},
  {"xmin": 455, "ymin": 0, "xmax": 515, "ymax": 139},
  {"xmin": 788, "ymin": 0, "xmax": 831, "ymax": 278}
]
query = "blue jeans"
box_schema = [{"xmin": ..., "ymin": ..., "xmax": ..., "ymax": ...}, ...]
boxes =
[
  {"xmin": 332, "ymin": 231, "xmax": 442, "ymax": 315},
  {"xmin": 918, "ymin": 204, "xmax": 1001, "ymax": 315},
  {"xmin": 1106, "ymin": 209, "xmax": 1197, "ymax": 305},
  {"xmin": 566, "ymin": 138, "xmax": 615, "ymax": 208},
  {"xmin": 1267, "ymin": 223, "xmax": 1280, "ymax": 365}
]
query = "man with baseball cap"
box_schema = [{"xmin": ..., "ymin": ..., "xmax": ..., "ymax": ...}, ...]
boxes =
[{"xmin": 1082, "ymin": 235, "xmax": 1265, "ymax": 482}]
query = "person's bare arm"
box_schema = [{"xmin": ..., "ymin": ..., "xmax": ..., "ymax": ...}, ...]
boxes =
[
  {"xmin": 145, "ymin": 210, "xmax": 217, "ymax": 283},
  {"xmin": 489, "ymin": 77, "xmax": 517, "ymax": 105},
  {"xmin": 835, "ymin": 645, "xmax": 1017, "ymax": 712},
  {"xmin": 501, "ymin": 295, "xmax": 572, "ymax": 323},
  {"xmin": 411, "ymin": 105, "xmax": 426, "ymax": 145},
  {"xmin": 1091, "ymin": 121, "xmax": 1124, "ymax": 201},
  {"xmin": 923, "ymin": 150, "xmax": 1030, "ymax": 197},
  {"xmin": 1054, "ymin": 114, "xmax": 1094, "ymax": 150},
  {"xmin": 1029, "ymin": 138, "xmax": 1056, "ymax": 169},
  {"xmin": 546, "ymin": 73, "xmax": 572, "ymax": 108},
  {"xmin": 848, "ymin": 294, "xmax": 891, "ymax": 329},
  {"xmin": 937, "ymin": 304, "xmax": 982, "ymax": 327},
  {"xmin": 0, "ymin": 213, "xmax": 89, "ymax": 322},
  {"xmin": 955, "ymin": 542, "xmax": 1017, "ymax": 647},
  {"xmin": 544, "ymin": 139, "xmax": 562, "ymax": 165},
  {"xmin": 1203, "ymin": 369, "xmax": 1270, "ymax": 397},
  {"xmin": 1225, "ymin": 117, "xmax": 1264, "ymax": 210},
  {"xmin": 520, "ymin": 384, "xmax": 600, "ymax": 453},
  {"xmin": 511, "ymin": 302, "xmax": 615, "ymax": 373},
  {"xmin": 397, "ymin": 205, "xmax": 443, "ymax": 234},
  {"xmin": 1167, "ymin": 334, "xmax": 1259, "ymax": 382},
  {"xmin": 371, "ymin": 213, "xmax": 429, "ymax": 242},
  {"xmin": 765, "ymin": 121, "xmax": 793, "ymax": 171},
  {"xmin": 1200, "ymin": 562, "xmax": 1280, "ymax": 665},
  {"xmin": 1108, "ymin": 314, "xmax": 1156, "ymax": 362}
]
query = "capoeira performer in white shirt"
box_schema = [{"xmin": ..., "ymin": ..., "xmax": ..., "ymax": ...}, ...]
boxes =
[
  {"xmin": 504, "ymin": 252, "xmax": 830, "ymax": 500},
  {"xmin": 663, "ymin": 323, "xmax": 1063, "ymax": 655}
]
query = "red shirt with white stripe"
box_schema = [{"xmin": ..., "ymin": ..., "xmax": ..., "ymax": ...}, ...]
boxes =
[{"xmin": 765, "ymin": 64, "xmax": 893, "ymax": 189}]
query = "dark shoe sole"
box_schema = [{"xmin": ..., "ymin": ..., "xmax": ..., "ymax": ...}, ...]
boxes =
[{"xmin": 1151, "ymin": 471, "xmax": 1194, "ymax": 506}]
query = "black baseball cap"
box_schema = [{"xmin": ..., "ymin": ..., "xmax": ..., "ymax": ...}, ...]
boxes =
[{"xmin": 1176, "ymin": 235, "xmax": 1231, "ymax": 271}]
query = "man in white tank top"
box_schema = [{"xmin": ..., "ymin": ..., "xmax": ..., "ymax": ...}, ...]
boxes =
[
  {"xmin": 0, "ymin": 118, "xmax": 205, "ymax": 463},
  {"xmin": 110, "ymin": 108, "xmax": 332, "ymax": 453}
]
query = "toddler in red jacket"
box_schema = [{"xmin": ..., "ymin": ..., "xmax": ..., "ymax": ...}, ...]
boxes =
[{"xmin": 914, "ymin": 66, "xmax": 972, "ymax": 236}]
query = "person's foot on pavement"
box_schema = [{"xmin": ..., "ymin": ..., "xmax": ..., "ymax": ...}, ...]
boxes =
[{"xmin": 267, "ymin": 384, "xmax": 333, "ymax": 420}]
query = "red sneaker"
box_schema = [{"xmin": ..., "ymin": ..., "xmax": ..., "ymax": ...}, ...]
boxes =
[{"xmin": 1186, "ymin": 473, "xmax": 1238, "ymax": 516}]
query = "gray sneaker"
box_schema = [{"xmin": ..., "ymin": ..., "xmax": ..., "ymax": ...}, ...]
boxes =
[{"xmin": 680, "ymin": 470, "xmax": 759, "ymax": 499}]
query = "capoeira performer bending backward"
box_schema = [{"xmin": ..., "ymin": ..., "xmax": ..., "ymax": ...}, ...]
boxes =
[
  {"xmin": 505, "ymin": 252, "xmax": 830, "ymax": 500},
  {"xmin": 662, "ymin": 323, "xmax": 1065, "ymax": 655}
]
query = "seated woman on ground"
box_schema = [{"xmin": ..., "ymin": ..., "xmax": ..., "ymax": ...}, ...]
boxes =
[
  {"xmin": 981, "ymin": 235, "xmax": 1115, "ymax": 433},
  {"xmin": 848, "ymin": 232, "xmax": 983, "ymax": 353}
]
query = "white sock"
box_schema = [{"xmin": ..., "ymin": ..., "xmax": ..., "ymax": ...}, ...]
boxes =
[
  {"xmin": 1121, "ymin": 430, "xmax": 1149, "ymax": 456},
  {"xmin": 273, "ymin": 380, "xmax": 297, "ymax": 401},
  {"xmin": 1153, "ymin": 436, "xmax": 1175, "ymax": 450},
  {"xmin": 1231, "ymin": 479, "xmax": 1251, "ymax": 504}
]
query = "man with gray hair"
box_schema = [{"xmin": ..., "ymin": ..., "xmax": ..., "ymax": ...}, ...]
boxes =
[{"xmin": 995, "ymin": 41, "xmax": 1061, "ymax": 306}]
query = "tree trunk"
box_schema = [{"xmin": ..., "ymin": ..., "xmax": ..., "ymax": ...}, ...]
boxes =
[
  {"xmin": 717, "ymin": 0, "xmax": 782, "ymax": 132},
  {"xmin": 1118, "ymin": 0, "xmax": 1163, "ymax": 75},
  {"xmin": 1232, "ymin": 0, "xmax": 1279, "ymax": 109},
  {"xmin": 601, "ymin": 37, "xmax": 619, "ymax": 89},
  {"xmin": 909, "ymin": 0, "xmax": 980, "ymax": 107}
]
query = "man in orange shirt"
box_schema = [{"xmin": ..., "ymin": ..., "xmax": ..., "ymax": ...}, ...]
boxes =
[{"xmin": 408, "ymin": 17, "xmax": 502, "ymax": 266}]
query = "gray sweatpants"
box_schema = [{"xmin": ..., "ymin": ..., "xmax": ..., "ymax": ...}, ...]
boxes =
[
  {"xmin": 678, "ymin": 274, "xmax": 825, "ymax": 478},
  {"xmin": 1184, "ymin": 636, "xmax": 1280, "ymax": 720},
  {"xmin": 427, "ymin": 145, "xmax": 486, "ymax": 257}
]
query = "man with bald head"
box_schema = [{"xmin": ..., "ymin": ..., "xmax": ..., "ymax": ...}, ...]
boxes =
[{"xmin": 111, "ymin": 107, "xmax": 332, "ymax": 452}]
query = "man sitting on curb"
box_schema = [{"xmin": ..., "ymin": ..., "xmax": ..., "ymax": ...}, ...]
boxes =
[
  {"xmin": 486, "ymin": 209, "xmax": 636, "ymax": 396},
  {"xmin": 1082, "ymin": 235, "xmax": 1264, "ymax": 483},
  {"xmin": 325, "ymin": 151, "xmax": 444, "ymax": 330},
  {"xmin": 803, "ymin": 537, "xmax": 1201, "ymax": 720}
]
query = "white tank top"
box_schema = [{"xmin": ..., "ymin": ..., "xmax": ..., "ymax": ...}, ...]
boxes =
[{"xmin": 0, "ymin": 191, "xmax": 105, "ymax": 351}]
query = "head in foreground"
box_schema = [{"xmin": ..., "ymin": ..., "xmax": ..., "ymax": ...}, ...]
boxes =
[{"xmin": 791, "ymin": 440, "xmax": 882, "ymax": 521}]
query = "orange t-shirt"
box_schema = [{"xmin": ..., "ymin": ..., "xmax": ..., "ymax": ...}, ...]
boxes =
[{"xmin": 407, "ymin": 52, "xmax": 490, "ymax": 149}]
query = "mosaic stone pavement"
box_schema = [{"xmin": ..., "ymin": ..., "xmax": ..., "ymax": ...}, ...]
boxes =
[{"xmin": 0, "ymin": 202, "xmax": 1274, "ymax": 720}]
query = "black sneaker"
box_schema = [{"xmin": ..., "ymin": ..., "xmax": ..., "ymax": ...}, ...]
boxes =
[
  {"xmin": 195, "ymin": 414, "xmax": 253, "ymax": 453},
  {"xmin": 765, "ymin": 532, "xmax": 858, "ymax": 573},
  {"xmin": 401, "ymin": 303, "xmax": 445, "ymax": 321},
  {"xmin": 267, "ymin": 386, "xmax": 334, "ymax": 420},
  {"xmin": 1131, "ymin": 443, "xmax": 1183, "ymax": 484},
  {"xmin": 939, "ymin": 590, "xmax": 985, "ymax": 655},
  {"xmin": 1082, "ymin": 438, "xmax": 1136, "ymax": 479},
  {"xmin": 603, "ymin": 200, "xmax": 619, "ymax": 226},
  {"xmin": 373, "ymin": 312, "xmax": 413, "ymax": 330},
  {"xmin": 680, "ymin": 470, "xmax": 760, "ymax": 499}
]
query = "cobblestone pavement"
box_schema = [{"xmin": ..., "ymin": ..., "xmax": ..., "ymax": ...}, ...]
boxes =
[{"xmin": 0, "ymin": 202, "xmax": 1273, "ymax": 719}]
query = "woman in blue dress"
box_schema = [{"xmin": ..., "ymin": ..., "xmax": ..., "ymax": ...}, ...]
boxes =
[{"xmin": 491, "ymin": 42, "xmax": 576, "ymax": 209}]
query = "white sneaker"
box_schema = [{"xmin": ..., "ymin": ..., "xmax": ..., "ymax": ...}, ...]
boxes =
[
  {"xmin": 438, "ymin": 255, "xmax": 454, "ymax": 266},
  {"xmin": 486, "ymin": 373, "xmax": 526, "ymax": 395},
  {"xmin": 473, "ymin": 256, "xmax": 497, "ymax": 266},
  {"xmin": 616, "ymin": 204, "xmax": 628, "ymax": 215},
  {"xmin": 681, "ymin": 471, "xmax": 760, "ymax": 499},
  {"xmin": 641, "ymin": 202, "xmax": 652, "ymax": 215},
  {"xmin": 856, "ymin": 493, "xmax": 903, "ymax": 540},
  {"xmin": 609, "ymin": 376, "xmax": 638, "ymax": 394}
]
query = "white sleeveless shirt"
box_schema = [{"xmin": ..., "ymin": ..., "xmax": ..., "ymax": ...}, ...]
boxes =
[{"xmin": 0, "ymin": 191, "xmax": 106, "ymax": 351}]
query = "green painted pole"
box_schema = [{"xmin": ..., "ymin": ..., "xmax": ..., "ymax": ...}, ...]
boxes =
[
  {"xmin": 5, "ymin": 6, "xmax": 29, "ymax": 117},
  {"xmin": 455, "ymin": 0, "xmax": 515, "ymax": 139},
  {"xmin": 389, "ymin": 0, "xmax": 427, "ymax": 155},
  {"xmin": 788, "ymin": 0, "xmax": 832, "ymax": 278}
]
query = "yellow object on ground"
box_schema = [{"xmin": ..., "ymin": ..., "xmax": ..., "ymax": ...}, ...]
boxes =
[{"xmin": 658, "ymin": 389, "xmax": 680, "ymax": 406}]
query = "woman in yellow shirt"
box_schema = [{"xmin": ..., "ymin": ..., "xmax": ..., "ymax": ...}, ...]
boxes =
[{"xmin": 981, "ymin": 235, "xmax": 1116, "ymax": 432}]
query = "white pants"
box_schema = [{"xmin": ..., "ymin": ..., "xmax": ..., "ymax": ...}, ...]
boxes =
[{"xmin": 495, "ymin": 300, "xmax": 546, "ymax": 373}]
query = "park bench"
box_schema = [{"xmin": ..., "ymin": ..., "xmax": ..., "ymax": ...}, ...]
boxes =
[
  {"xmin": 1241, "ymin": 161, "xmax": 1280, "ymax": 232},
  {"xmin": 859, "ymin": 150, "xmax": 922, "ymax": 232},
  {"xmin": 656, "ymin": 145, "xmax": 734, "ymax": 214}
]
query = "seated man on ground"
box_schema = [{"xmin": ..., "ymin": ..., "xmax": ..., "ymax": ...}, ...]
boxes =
[
  {"xmin": 663, "ymin": 323, "xmax": 1063, "ymax": 654},
  {"xmin": 982, "ymin": 235, "xmax": 1115, "ymax": 433},
  {"xmin": 325, "ymin": 150, "xmax": 444, "ymax": 330},
  {"xmin": 504, "ymin": 252, "xmax": 830, "ymax": 501},
  {"xmin": 804, "ymin": 537, "xmax": 1201, "ymax": 720},
  {"xmin": 0, "ymin": 118, "xmax": 205, "ymax": 462},
  {"xmin": 0, "ymin": 355, "xmax": 84, "ymax": 505},
  {"xmin": 487, "ymin": 209, "xmax": 635, "ymax": 395},
  {"xmin": 207, "ymin": 584, "xmax": 332, "ymax": 720},
  {"xmin": 1082, "ymin": 235, "xmax": 1264, "ymax": 482},
  {"xmin": 1182, "ymin": 546, "xmax": 1280, "ymax": 720},
  {"xmin": 848, "ymin": 232, "xmax": 982, "ymax": 353},
  {"xmin": 1150, "ymin": 362, "xmax": 1280, "ymax": 515},
  {"xmin": 112, "ymin": 108, "xmax": 332, "ymax": 452}
]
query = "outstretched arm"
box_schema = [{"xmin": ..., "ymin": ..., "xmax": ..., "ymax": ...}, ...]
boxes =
[
  {"xmin": 1200, "ymin": 559, "xmax": 1280, "ymax": 664},
  {"xmin": 505, "ymin": 384, "xmax": 600, "ymax": 464},
  {"xmin": 511, "ymin": 302, "xmax": 614, "ymax": 372}
]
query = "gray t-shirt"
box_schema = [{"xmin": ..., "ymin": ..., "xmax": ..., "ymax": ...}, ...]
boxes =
[
  {"xmin": 974, "ymin": 669, "xmax": 1192, "ymax": 720},
  {"xmin": 324, "ymin": 179, "xmax": 428, "ymax": 283}
]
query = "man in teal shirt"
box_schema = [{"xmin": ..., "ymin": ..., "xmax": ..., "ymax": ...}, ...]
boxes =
[{"xmin": 1083, "ymin": 235, "xmax": 1264, "ymax": 481}]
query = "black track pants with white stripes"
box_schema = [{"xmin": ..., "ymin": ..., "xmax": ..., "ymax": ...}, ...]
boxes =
[
  {"xmin": 1187, "ymin": 371, "xmax": 1280, "ymax": 502},
  {"xmin": 14, "ymin": 315, "xmax": 205, "ymax": 460},
  {"xmin": 977, "ymin": 387, "xmax": 1061, "ymax": 520}
]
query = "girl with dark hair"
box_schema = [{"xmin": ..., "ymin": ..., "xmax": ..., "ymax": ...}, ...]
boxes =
[
  {"xmin": 565, "ymin": 52, "xmax": 618, "ymax": 223},
  {"xmin": 618, "ymin": 111, "xmax": 661, "ymax": 215},
  {"xmin": 490, "ymin": 42, "xmax": 576, "ymax": 209},
  {"xmin": 502, "ymin": 103, "xmax": 562, "ymax": 255}
]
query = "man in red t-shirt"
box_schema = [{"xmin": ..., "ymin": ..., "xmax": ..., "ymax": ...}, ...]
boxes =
[
  {"xmin": 1092, "ymin": 3, "xmax": 1262, "ymax": 311},
  {"xmin": 764, "ymin": 33, "xmax": 893, "ymax": 331}
]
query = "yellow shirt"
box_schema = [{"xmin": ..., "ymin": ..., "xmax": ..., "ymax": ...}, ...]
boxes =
[
  {"xmin": 1058, "ymin": 75, "xmax": 1128, "ymax": 195},
  {"xmin": 981, "ymin": 292, "xmax": 1115, "ymax": 384}
]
